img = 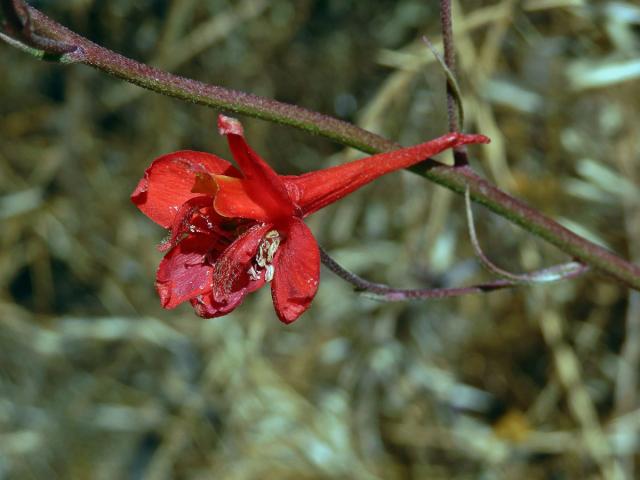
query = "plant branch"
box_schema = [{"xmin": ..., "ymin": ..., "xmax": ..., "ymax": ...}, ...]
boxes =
[
  {"xmin": 440, "ymin": 0, "xmax": 459, "ymax": 133},
  {"xmin": 319, "ymin": 247, "xmax": 514, "ymax": 301},
  {"xmin": 464, "ymin": 188, "xmax": 589, "ymax": 283},
  {"xmin": 2, "ymin": 2, "xmax": 640, "ymax": 291},
  {"xmin": 1, "ymin": 2, "xmax": 388, "ymax": 153},
  {"xmin": 422, "ymin": 35, "xmax": 465, "ymax": 130},
  {"xmin": 439, "ymin": 0, "xmax": 468, "ymax": 167},
  {"xmin": 317, "ymin": 187, "xmax": 589, "ymax": 301}
]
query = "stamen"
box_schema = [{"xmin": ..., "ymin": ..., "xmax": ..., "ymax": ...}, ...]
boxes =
[
  {"xmin": 256, "ymin": 230, "xmax": 280, "ymax": 266},
  {"xmin": 265, "ymin": 264, "xmax": 275, "ymax": 282},
  {"xmin": 247, "ymin": 265, "xmax": 261, "ymax": 281},
  {"xmin": 249, "ymin": 230, "xmax": 281, "ymax": 283}
]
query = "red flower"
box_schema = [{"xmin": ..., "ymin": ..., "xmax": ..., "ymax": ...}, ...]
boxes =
[{"xmin": 132, "ymin": 115, "xmax": 489, "ymax": 323}]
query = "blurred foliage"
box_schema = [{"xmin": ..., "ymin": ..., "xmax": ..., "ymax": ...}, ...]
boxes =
[{"xmin": 1, "ymin": 0, "xmax": 640, "ymax": 478}]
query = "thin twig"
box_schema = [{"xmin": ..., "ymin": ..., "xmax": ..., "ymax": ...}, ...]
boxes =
[
  {"xmin": 2, "ymin": 2, "xmax": 640, "ymax": 290},
  {"xmin": 319, "ymin": 246, "xmax": 515, "ymax": 301},
  {"xmin": 422, "ymin": 35, "xmax": 465, "ymax": 129},
  {"xmin": 439, "ymin": 0, "xmax": 468, "ymax": 166},
  {"xmin": 319, "ymin": 187, "xmax": 589, "ymax": 298},
  {"xmin": 439, "ymin": 0, "xmax": 458, "ymax": 133},
  {"xmin": 464, "ymin": 188, "xmax": 589, "ymax": 283}
]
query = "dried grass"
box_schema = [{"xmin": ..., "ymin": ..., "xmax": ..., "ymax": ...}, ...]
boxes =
[{"xmin": 1, "ymin": 1, "xmax": 639, "ymax": 478}]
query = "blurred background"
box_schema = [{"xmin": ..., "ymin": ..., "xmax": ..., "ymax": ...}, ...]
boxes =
[{"xmin": 1, "ymin": 0, "xmax": 640, "ymax": 478}]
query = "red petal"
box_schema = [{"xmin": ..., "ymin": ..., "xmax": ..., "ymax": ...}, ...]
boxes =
[
  {"xmin": 217, "ymin": 115, "xmax": 294, "ymax": 220},
  {"xmin": 285, "ymin": 132, "xmax": 490, "ymax": 216},
  {"xmin": 271, "ymin": 218, "xmax": 320, "ymax": 324},
  {"xmin": 132, "ymin": 150, "xmax": 240, "ymax": 228},
  {"xmin": 212, "ymin": 175, "xmax": 282, "ymax": 222},
  {"xmin": 156, "ymin": 234, "xmax": 218, "ymax": 309},
  {"xmin": 190, "ymin": 292, "xmax": 244, "ymax": 318},
  {"xmin": 160, "ymin": 195, "xmax": 213, "ymax": 252},
  {"xmin": 212, "ymin": 223, "xmax": 271, "ymax": 305}
]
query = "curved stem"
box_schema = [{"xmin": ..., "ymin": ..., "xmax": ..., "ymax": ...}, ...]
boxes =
[
  {"xmin": 319, "ymin": 247, "xmax": 514, "ymax": 301},
  {"xmin": 464, "ymin": 187, "xmax": 589, "ymax": 283},
  {"xmin": 2, "ymin": 2, "xmax": 640, "ymax": 290}
]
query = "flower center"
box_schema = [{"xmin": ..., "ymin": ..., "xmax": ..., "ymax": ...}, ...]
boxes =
[{"xmin": 247, "ymin": 230, "xmax": 281, "ymax": 282}]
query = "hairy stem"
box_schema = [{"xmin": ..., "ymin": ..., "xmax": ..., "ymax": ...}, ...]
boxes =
[{"xmin": 2, "ymin": 2, "xmax": 640, "ymax": 290}]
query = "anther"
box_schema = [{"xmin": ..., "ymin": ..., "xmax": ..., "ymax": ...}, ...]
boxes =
[
  {"xmin": 249, "ymin": 230, "xmax": 281, "ymax": 283},
  {"xmin": 265, "ymin": 264, "xmax": 275, "ymax": 282},
  {"xmin": 247, "ymin": 265, "xmax": 261, "ymax": 281}
]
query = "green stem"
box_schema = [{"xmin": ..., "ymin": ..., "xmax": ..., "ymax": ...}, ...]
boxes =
[{"xmin": 3, "ymin": 2, "xmax": 640, "ymax": 290}]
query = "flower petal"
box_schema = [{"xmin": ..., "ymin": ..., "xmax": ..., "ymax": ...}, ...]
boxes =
[
  {"xmin": 156, "ymin": 234, "xmax": 218, "ymax": 309},
  {"xmin": 218, "ymin": 115, "xmax": 294, "ymax": 220},
  {"xmin": 190, "ymin": 292, "xmax": 244, "ymax": 318},
  {"xmin": 160, "ymin": 195, "xmax": 213, "ymax": 252},
  {"xmin": 212, "ymin": 175, "xmax": 281, "ymax": 222},
  {"xmin": 271, "ymin": 218, "xmax": 320, "ymax": 324},
  {"xmin": 132, "ymin": 150, "xmax": 240, "ymax": 228},
  {"xmin": 285, "ymin": 132, "xmax": 490, "ymax": 216},
  {"xmin": 212, "ymin": 223, "xmax": 271, "ymax": 306}
]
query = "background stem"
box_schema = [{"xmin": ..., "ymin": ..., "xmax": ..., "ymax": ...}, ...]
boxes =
[
  {"xmin": 439, "ymin": 0, "xmax": 469, "ymax": 166},
  {"xmin": 440, "ymin": 0, "xmax": 459, "ymax": 133}
]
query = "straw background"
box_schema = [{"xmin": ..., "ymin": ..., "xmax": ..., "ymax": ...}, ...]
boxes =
[{"xmin": 1, "ymin": 1, "xmax": 640, "ymax": 478}]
